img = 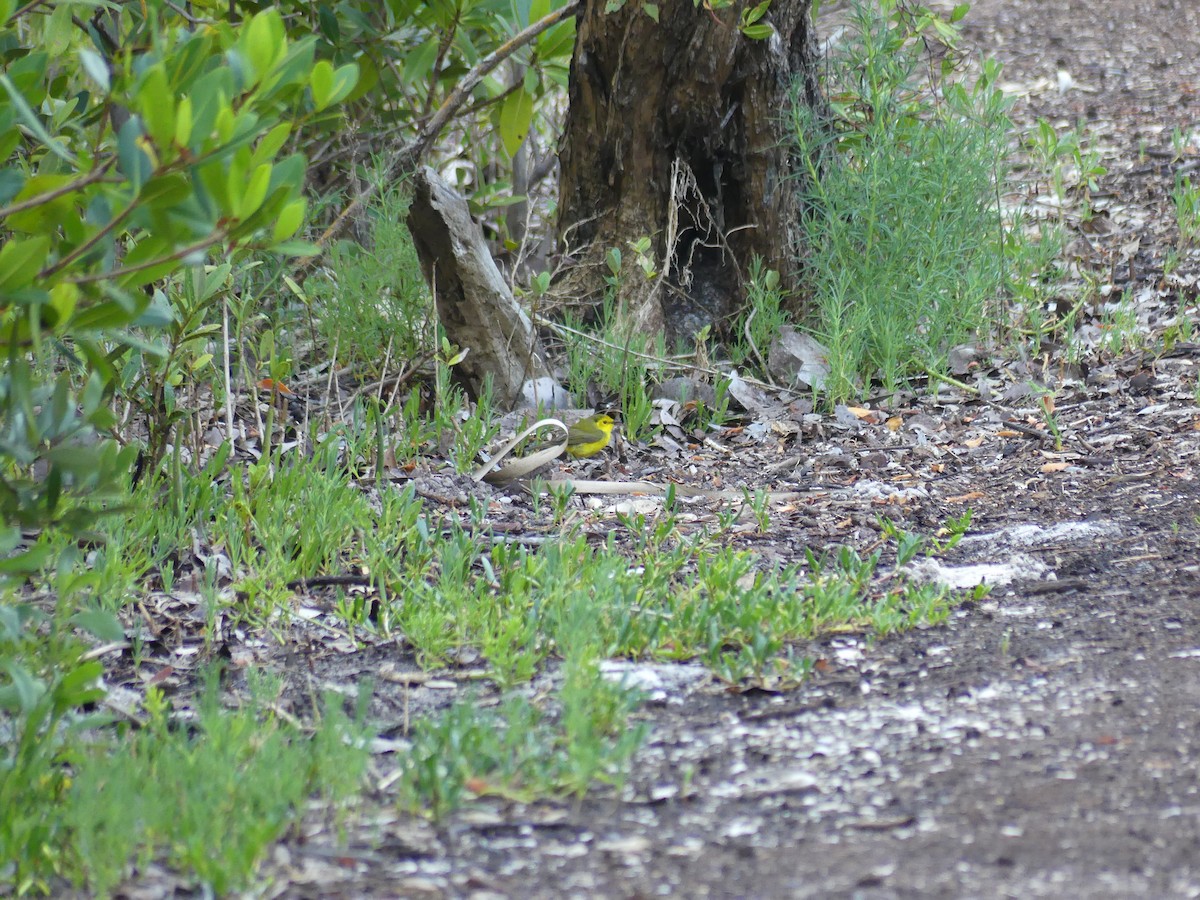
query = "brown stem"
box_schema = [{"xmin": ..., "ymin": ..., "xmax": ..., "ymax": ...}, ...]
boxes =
[
  {"xmin": 308, "ymin": 0, "xmax": 581, "ymax": 257},
  {"xmin": 0, "ymin": 157, "xmax": 116, "ymax": 219},
  {"xmin": 39, "ymin": 191, "xmax": 138, "ymax": 280},
  {"xmin": 421, "ymin": 15, "xmax": 459, "ymax": 120},
  {"xmin": 7, "ymin": 0, "xmax": 52, "ymax": 24},
  {"xmin": 64, "ymin": 231, "xmax": 228, "ymax": 285}
]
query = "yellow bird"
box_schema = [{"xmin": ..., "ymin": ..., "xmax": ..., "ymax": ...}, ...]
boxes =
[{"xmin": 565, "ymin": 414, "xmax": 616, "ymax": 458}]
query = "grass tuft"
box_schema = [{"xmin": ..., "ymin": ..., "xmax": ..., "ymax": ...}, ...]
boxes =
[{"xmin": 790, "ymin": 1, "xmax": 1015, "ymax": 402}]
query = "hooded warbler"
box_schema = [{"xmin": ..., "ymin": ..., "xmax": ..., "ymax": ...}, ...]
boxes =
[{"xmin": 565, "ymin": 414, "xmax": 615, "ymax": 458}]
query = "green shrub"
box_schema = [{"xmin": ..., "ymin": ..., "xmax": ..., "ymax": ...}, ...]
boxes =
[
  {"xmin": 792, "ymin": 0, "xmax": 1012, "ymax": 401},
  {"xmin": 0, "ymin": 4, "xmax": 347, "ymax": 570},
  {"xmin": 307, "ymin": 189, "xmax": 430, "ymax": 378}
]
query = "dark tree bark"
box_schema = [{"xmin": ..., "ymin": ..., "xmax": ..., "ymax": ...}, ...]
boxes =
[{"xmin": 556, "ymin": 0, "xmax": 822, "ymax": 340}]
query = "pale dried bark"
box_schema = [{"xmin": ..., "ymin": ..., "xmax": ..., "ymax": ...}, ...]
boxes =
[{"xmin": 407, "ymin": 167, "xmax": 563, "ymax": 410}]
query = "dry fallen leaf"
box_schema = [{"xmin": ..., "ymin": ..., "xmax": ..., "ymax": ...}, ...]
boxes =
[{"xmin": 257, "ymin": 378, "xmax": 295, "ymax": 396}]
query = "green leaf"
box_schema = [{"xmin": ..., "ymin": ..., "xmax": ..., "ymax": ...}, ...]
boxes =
[
  {"xmin": 133, "ymin": 291, "xmax": 175, "ymax": 328},
  {"xmin": 310, "ymin": 59, "xmax": 333, "ymax": 111},
  {"xmin": 0, "ymin": 168, "xmax": 24, "ymax": 205},
  {"xmin": 743, "ymin": 0, "xmax": 770, "ymax": 25},
  {"xmin": 4, "ymin": 173, "xmax": 75, "ymax": 234},
  {"xmin": 56, "ymin": 659, "xmax": 105, "ymax": 712},
  {"xmin": 237, "ymin": 163, "xmax": 272, "ymax": 219},
  {"xmin": 270, "ymin": 240, "xmax": 321, "ymax": 257},
  {"xmin": 223, "ymin": 147, "xmax": 249, "ymax": 213},
  {"xmin": 71, "ymin": 608, "xmax": 126, "ymax": 643},
  {"xmin": 0, "ymin": 544, "xmax": 50, "ymax": 578},
  {"xmin": 345, "ymin": 54, "xmax": 379, "ymax": 103},
  {"xmin": 79, "ymin": 48, "xmax": 110, "ymax": 93},
  {"xmin": 45, "ymin": 444, "xmax": 107, "ymax": 476},
  {"xmin": 740, "ymin": 23, "xmax": 773, "ymax": 39},
  {"xmin": 139, "ymin": 65, "xmax": 176, "ymax": 151},
  {"xmin": 0, "ymin": 660, "xmax": 43, "ymax": 713},
  {"xmin": 248, "ymin": 121, "xmax": 291, "ymax": 170},
  {"xmin": 258, "ymin": 35, "xmax": 317, "ymax": 99},
  {"xmin": 0, "ymin": 132, "xmax": 19, "ymax": 165},
  {"xmin": 45, "ymin": 282, "xmax": 77, "ymax": 330},
  {"xmin": 0, "ymin": 73, "xmax": 76, "ymax": 164},
  {"xmin": 44, "ymin": 1, "xmax": 72, "ymax": 55},
  {"xmin": 71, "ymin": 297, "xmax": 144, "ymax": 332},
  {"xmin": 266, "ymin": 152, "xmax": 306, "ymax": 195},
  {"xmin": 930, "ymin": 16, "xmax": 960, "ymax": 43},
  {"xmin": 117, "ymin": 117, "xmax": 154, "ymax": 194},
  {"xmin": 538, "ymin": 20, "xmax": 576, "ymax": 60},
  {"xmin": 201, "ymin": 263, "xmax": 232, "ymax": 300},
  {"xmin": 325, "ymin": 63, "xmax": 359, "ymax": 108},
  {"xmin": 114, "ymin": 235, "xmax": 175, "ymax": 288},
  {"xmin": 242, "ymin": 9, "xmax": 285, "ymax": 84},
  {"xmin": 79, "ymin": 371, "xmax": 106, "ymax": 414},
  {"xmin": 317, "ymin": 5, "xmax": 341, "ymax": 43},
  {"xmin": 214, "ymin": 103, "xmax": 235, "ymax": 144},
  {"xmin": 175, "ymin": 94, "xmax": 193, "ymax": 147},
  {"xmin": 0, "ymin": 235, "xmax": 49, "ymax": 293},
  {"xmin": 196, "ymin": 158, "xmax": 232, "ymax": 215},
  {"xmin": 139, "ymin": 172, "xmax": 192, "ymax": 207},
  {"xmin": 402, "ymin": 37, "xmax": 439, "ymax": 87},
  {"xmin": 188, "ymin": 68, "xmax": 232, "ymax": 150},
  {"xmin": 0, "ymin": 596, "xmax": 33, "ymax": 633},
  {"xmin": 271, "ymin": 197, "xmax": 306, "ymax": 242},
  {"xmin": 105, "ymin": 328, "xmax": 169, "ymax": 358},
  {"xmin": 309, "ymin": 60, "xmax": 356, "ymax": 111},
  {"xmin": 499, "ymin": 88, "xmax": 534, "ymax": 157}
]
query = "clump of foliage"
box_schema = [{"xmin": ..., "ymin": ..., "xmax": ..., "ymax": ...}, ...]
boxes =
[
  {"xmin": 0, "ymin": 3, "xmax": 343, "ymax": 571},
  {"xmin": 306, "ymin": 189, "xmax": 431, "ymax": 378},
  {"xmin": 791, "ymin": 0, "xmax": 1013, "ymax": 402}
]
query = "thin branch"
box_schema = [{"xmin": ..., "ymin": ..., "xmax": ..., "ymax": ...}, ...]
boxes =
[
  {"xmin": 456, "ymin": 78, "xmax": 525, "ymax": 121},
  {"xmin": 222, "ymin": 293, "xmax": 235, "ymax": 444},
  {"xmin": 39, "ymin": 191, "xmax": 138, "ymax": 279},
  {"xmin": 161, "ymin": 0, "xmax": 211, "ymax": 25},
  {"xmin": 64, "ymin": 231, "xmax": 228, "ymax": 285},
  {"xmin": 309, "ymin": 1, "xmax": 581, "ymax": 256},
  {"xmin": 406, "ymin": 1, "xmax": 580, "ymax": 173},
  {"xmin": 422, "ymin": 15, "xmax": 459, "ymax": 121},
  {"xmin": 7, "ymin": 0, "xmax": 52, "ymax": 24},
  {"xmin": 0, "ymin": 156, "xmax": 115, "ymax": 219}
]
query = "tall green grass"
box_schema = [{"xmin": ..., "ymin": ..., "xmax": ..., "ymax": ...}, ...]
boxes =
[{"xmin": 793, "ymin": 1, "xmax": 1014, "ymax": 401}]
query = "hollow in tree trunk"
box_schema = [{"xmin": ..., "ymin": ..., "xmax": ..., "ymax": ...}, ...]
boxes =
[{"xmin": 556, "ymin": 0, "xmax": 822, "ymax": 343}]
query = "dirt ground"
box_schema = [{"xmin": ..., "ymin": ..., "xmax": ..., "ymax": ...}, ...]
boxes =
[{"xmin": 240, "ymin": 1, "xmax": 1200, "ymax": 897}]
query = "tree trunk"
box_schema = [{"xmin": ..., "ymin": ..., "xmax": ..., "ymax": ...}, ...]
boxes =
[{"xmin": 556, "ymin": 0, "xmax": 821, "ymax": 342}]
